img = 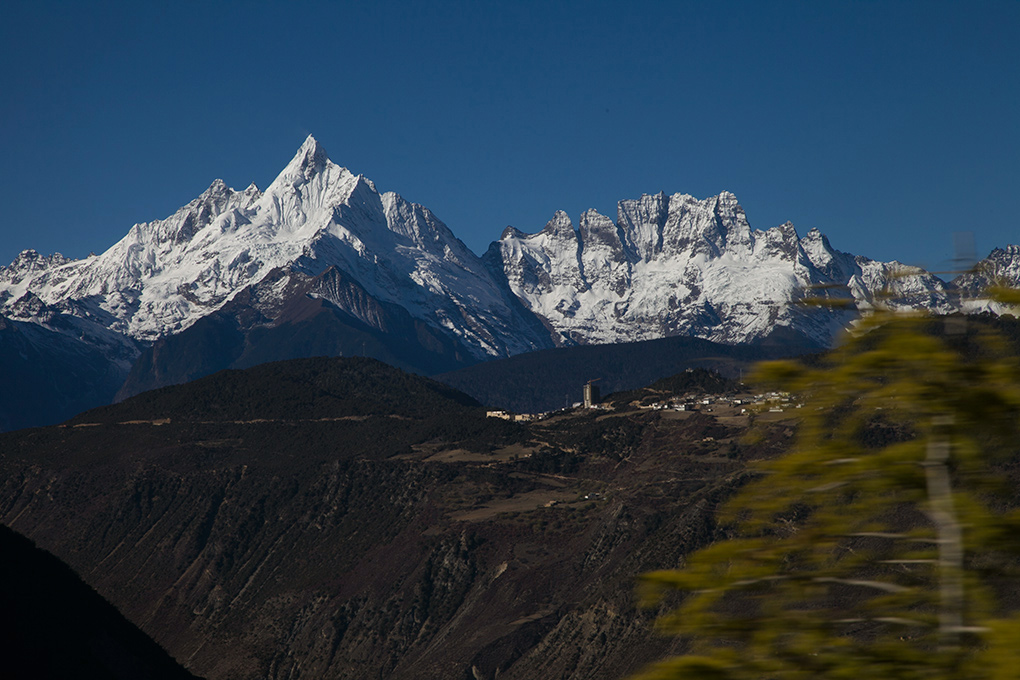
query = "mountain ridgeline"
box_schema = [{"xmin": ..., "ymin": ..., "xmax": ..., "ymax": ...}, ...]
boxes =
[{"xmin": 2, "ymin": 135, "xmax": 1019, "ymax": 431}]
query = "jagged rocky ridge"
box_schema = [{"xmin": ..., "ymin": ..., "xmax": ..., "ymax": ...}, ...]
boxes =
[
  {"xmin": 483, "ymin": 193, "xmax": 958, "ymax": 348},
  {"xmin": 1, "ymin": 136, "xmax": 1017, "ymax": 427}
]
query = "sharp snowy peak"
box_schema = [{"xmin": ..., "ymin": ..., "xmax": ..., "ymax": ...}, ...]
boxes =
[
  {"xmin": 485, "ymin": 191, "xmax": 953, "ymax": 347},
  {"xmin": 0, "ymin": 136, "xmax": 551, "ymax": 359}
]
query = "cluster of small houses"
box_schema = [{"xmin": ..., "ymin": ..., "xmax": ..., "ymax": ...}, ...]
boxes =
[
  {"xmin": 485, "ymin": 409, "xmax": 542, "ymax": 422},
  {"xmin": 638, "ymin": 390, "xmax": 800, "ymax": 414},
  {"xmin": 486, "ymin": 386, "xmax": 800, "ymax": 423}
]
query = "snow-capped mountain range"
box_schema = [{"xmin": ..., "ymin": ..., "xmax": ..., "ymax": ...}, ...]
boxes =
[{"xmin": 1, "ymin": 136, "xmax": 1016, "ymax": 427}]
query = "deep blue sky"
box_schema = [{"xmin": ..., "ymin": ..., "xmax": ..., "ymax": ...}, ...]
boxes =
[{"xmin": 2, "ymin": 1, "xmax": 1017, "ymax": 274}]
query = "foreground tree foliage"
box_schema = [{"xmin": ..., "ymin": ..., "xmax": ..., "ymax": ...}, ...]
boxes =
[{"xmin": 637, "ymin": 295, "xmax": 1020, "ymax": 679}]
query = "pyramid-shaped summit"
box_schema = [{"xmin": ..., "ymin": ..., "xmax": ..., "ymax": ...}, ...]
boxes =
[{"xmin": 0, "ymin": 136, "xmax": 556, "ymax": 360}]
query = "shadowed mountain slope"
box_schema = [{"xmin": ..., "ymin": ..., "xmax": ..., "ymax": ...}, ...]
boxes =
[
  {"xmin": 0, "ymin": 314, "xmax": 136, "ymax": 431},
  {"xmin": 0, "ymin": 523, "xmax": 200, "ymax": 680},
  {"xmin": 115, "ymin": 267, "xmax": 484, "ymax": 401}
]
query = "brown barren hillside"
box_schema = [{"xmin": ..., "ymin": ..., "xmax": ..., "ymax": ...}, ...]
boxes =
[{"xmin": 0, "ymin": 357, "xmax": 795, "ymax": 680}]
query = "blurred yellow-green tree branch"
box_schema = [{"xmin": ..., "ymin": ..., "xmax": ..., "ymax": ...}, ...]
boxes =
[{"xmin": 635, "ymin": 288, "xmax": 1020, "ymax": 679}]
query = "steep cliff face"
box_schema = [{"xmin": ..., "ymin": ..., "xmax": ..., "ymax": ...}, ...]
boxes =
[{"xmin": 116, "ymin": 265, "xmax": 480, "ymax": 400}]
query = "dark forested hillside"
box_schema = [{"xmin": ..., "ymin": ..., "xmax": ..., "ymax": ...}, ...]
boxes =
[{"xmin": 82, "ymin": 356, "xmax": 480, "ymax": 424}]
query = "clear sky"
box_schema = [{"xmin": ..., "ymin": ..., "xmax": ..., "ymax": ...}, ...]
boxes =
[{"xmin": 1, "ymin": 1, "xmax": 1017, "ymax": 274}]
